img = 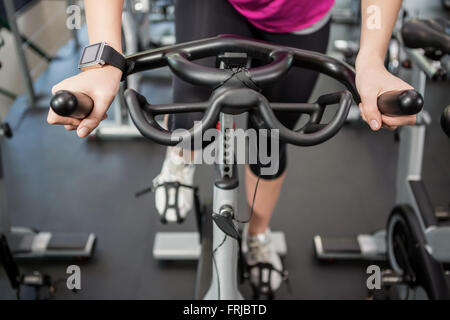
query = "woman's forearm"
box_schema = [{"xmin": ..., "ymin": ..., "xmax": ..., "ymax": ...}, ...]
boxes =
[
  {"xmin": 84, "ymin": 0, "xmax": 124, "ymax": 53},
  {"xmin": 354, "ymin": 0, "xmax": 416, "ymax": 131},
  {"xmin": 357, "ymin": 0, "xmax": 402, "ymax": 68}
]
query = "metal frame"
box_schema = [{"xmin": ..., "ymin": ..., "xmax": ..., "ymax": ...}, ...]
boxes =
[
  {"xmin": 3, "ymin": 0, "xmax": 81, "ymax": 107},
  {"xmin": 3, "ymin": 0, "xmax": 36, "ymax": 106},
  {"xmin": 332, "ymin": 0, "xmax": 360, "ymax": 25},
  {"xmin": 204, "ymin": 113, "xmax": 242, "ymax": 299},
  {"xmin": 390, "ymin": 64, "xmax": 450, "ymax": 265},
  {"xmin": 151, "ymin": 56, "xmax": 290, "ymax": 300},
  {"xmin": 151, "ymin": 110, "xmax": 287, "ymax": 299}
]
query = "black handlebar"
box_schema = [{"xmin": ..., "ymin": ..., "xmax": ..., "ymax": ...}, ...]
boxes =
[
  {"xmin": 125, "ymin": 35, "xmax": 360, "ymax": 99},
  {"xmin": 49, "ymin": 35, "xmax": 428, "ymax": 145},
  {"xmin": 125, "ymin": 88, "xmax": 355, "ymax": 146},
  {"xmin": 377, "ymin": 90, "xmax": 424, "ymax": 116},
  {"xmin": 50, "ymin": 90, "xmax": 93, "ymax": 119}
]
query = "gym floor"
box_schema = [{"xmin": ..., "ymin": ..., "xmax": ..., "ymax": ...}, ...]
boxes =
[{"xmin": 0, "ymin": 0, "xmax": 449, "ymax": 299}]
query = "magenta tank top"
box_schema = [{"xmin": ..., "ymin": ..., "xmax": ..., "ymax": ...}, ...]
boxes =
[{"xmin": 228, "ymin": 0, "xmax": 335, "ymax": 33}]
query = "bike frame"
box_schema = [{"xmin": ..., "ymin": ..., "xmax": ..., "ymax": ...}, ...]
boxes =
[
  {"xmin": 391, "ymin": 51, "xmax": 450, "ymax": 269},
  {"xmin": 203, "ymin": 112, "xmax": 243, "ymax": 300}
]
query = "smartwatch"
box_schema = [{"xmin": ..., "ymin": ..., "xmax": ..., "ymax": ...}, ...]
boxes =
[{"xmin": 78, "ymin": 42, "xmax": 127, "ymax": 79}]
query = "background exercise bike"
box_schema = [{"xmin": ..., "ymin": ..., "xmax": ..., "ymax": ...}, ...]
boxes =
[
  {"xmin": 314, "ymin": 17, "xmax": 450, "ymax": 299},
  {"xmin": 50, "ymin": 35, "xmax": 423, "ymax": 300}
]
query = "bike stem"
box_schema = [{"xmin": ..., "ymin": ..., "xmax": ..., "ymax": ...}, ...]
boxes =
[{"xmin": 203, "ymin": 56, "xmax": 246, "ymax": 300}]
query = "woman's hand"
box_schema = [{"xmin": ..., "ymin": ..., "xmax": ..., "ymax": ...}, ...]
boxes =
[
  {"xmin": 355, "ymin": 54, "xmax": 417, "ymax": 131},
  {"xmin": 47, "ymin": 66, "xmax": 122, "ymax": 138}
]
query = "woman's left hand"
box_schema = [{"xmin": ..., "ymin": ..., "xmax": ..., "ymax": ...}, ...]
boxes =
[{"xmin": 355, "ymin": 55, "xmax": 417, "ymax": 131}]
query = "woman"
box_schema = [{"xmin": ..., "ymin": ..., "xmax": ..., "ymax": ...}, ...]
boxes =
[{"xmin": 48, "ymin": 0, "xmax": 416, "ymax": 296}]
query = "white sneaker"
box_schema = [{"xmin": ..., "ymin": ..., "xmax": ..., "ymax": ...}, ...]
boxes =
[
  {"xmin": 242, "ymin": 226, "xmax": 284, "ymax": 298},
  {"xmin": 153, "ymin": 147, "xmax": 195, "ymax": 223}
]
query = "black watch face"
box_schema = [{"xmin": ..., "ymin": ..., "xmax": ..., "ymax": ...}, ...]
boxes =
[{"xmin": 79, "ymin": 43, "xmax": 103, "ymax": 66}]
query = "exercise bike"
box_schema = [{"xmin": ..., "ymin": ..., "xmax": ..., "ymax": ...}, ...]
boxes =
[
  {"xmin": 50, "ymin": 35, "xmax": 423, "ymax": 299},
  {"xmin": 314, "ymin": 18, "xmax": 450, "ymax": 299}
]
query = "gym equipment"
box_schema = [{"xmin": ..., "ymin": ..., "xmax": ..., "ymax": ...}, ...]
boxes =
[
  {"xmin": 0, "ymin": 122, "xmax": 52, "ymax": 299},
  {"xmin": 9, "ymin": 226, "xmax": 95, "ymax": 260},
  {"xmin": 147, "ymin": 0, "xmax": 175, "ymax": 48},
  {"xmin": 0, "ymin": 34, "xmax": 17, "ymax": 100},
  {"xmin": 314, "ymin": 18, "xmax": 450, "ymax": 299},
  {"xmin": 332, "ymin": 0, "xmax": 360, "ymax": 25},
  {"xmin": 2, "ymin": 0, "xmax": 37, "ymax": 106},
  {"xmin": 0, "ymin": 121, "xmax": 96, "ymax": 261},
  {"xmin": 124, "ymin": 0, "xmax": 175, "ymax": 52},
  {"xmin": 443, "ymin": 105, "xmax": 450, "ymax": 137},
  {"xmin": 332, "ymin": 6, "xmax": 412, "ymax": 77},
  {"xmin": 443, "ymin": 0, "xmax": 450, "ymax": 10},
  {"xmin": 2, "ymin": 0, "xmax": 81, "ymax": 107},
  {"xmin": 1, "ymin": 230, "xmax": 55, "ymax": 300},
  {"xmin": 333, "ymin": 38, "xmax": 401, "ymax": 75},
  {"xmin": 50, "ymin": 35, "xmax": 422, "ymax": 299},
  {"xmin": 0, "ymin": 0, "xmax": 53, "ymax": 63}
]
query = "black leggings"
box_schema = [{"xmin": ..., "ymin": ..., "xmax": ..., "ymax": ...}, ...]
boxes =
[{"xmin": 170, "ymin": 0, "xmax": 330, "ymax": 179}]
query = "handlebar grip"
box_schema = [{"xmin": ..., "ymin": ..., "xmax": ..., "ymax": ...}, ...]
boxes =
[
  {"xmin": 441, "ymin": 105, "xmax": 450, "ymax": 137},
  {"xmin": 50, "ymin": 90, "xmax": 94, "ymax": 119},
  {"xmin": 377, "ymin": 90, "xmax": 424, "ymax": 116}
]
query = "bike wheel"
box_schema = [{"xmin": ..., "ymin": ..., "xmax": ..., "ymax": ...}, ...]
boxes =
[{"xmin": 387, "ymin": 205, "xmax": 450, "ymax": 299}]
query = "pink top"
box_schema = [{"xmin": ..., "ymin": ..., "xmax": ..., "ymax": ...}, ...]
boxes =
[{"xmin": 228, "ymin": 0, "xmax": 335, "ymax": 33}]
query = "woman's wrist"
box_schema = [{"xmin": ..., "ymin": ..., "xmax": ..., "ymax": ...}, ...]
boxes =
[
  {"xmin": 103, "ymin": 65, "xmax": 123, "ymax": 80},
  {"xmin": 355, "ymin": 50, "xmax": 385, "ymax": 72},
  {"xmin": 83, "ymin": 65, "xmax": 123, "ymax": 82}
]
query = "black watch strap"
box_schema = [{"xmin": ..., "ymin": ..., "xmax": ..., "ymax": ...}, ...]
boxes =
[{"xmin": 101, "ymin": 45, "xmax": 127, "ymax": 80}]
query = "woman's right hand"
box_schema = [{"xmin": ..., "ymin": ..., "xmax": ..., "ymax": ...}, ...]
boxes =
[{"xmin": 47, "ymin": 66, "xmax": 122, "ymax": 138}]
